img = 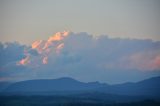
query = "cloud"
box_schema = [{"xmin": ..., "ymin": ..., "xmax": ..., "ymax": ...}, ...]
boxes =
[
  {"xmin": 42, "ymin": 56, "xmax": 48, "ymax": 64},
  {"xmin": 124, "ymin": 51, "xmax": 160, "ymax": 71},
  {"xmin": 0, "ymin": 42, "xmax": 25, "ymax": 67},
  {"xmin": 0, "ymin": 31, "xmax": 160, "ymax": 83}
]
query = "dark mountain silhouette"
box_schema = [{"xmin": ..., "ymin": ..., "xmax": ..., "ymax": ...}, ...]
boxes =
[
  {"xmin": 99, "ymin": 76, "xmax": 160, "ymax": 97},
  {"xmin": 3, "ymin": 77, "xmax": 107, "ymax": 93},
  {"xmin": 1, "ymin": 76, "xmax": 160, "ymax": 101}
]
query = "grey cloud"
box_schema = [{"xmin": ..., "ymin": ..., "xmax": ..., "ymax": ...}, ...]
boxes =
[{"xmin": 0, "ymin": 42, "xmax": 25, "ymax": 67}]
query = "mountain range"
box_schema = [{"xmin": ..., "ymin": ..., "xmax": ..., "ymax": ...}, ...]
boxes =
[{"xmin": 0, "ymin": 76, "xmax": 160, "ymax": 102}]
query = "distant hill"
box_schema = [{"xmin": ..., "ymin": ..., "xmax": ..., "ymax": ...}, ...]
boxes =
[
  {"xmin": 99, "ymin": 76, "xmax": 160, "ymax": 97},
  {"xmin": 1, "ymin": 76, "xmax": 160, "ymax": 101},
  {"xmin": 3, "ymin": 77, "xmax": 107, "ymax": 93}
]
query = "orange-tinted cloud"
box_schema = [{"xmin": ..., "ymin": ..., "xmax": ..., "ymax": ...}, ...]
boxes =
[
  {"xmin": 31, "ymin": 40, "xmax": 45, "ymax": 54},
  {"xmin": 43, "ymin": 31, "xmax": 69, "ymax": 50},
  {"xmin": 18, "ymin": 55, "xmax": 30, "ymax": 65},
  {"xmin": 56, "ymin": 43, "xmax": 64, "ymax": 54},
  {"xmin": 18, "ymin": 31, "xmax": 69, "ymax": 66},
  {"xmin": 32, "ymin": 40, "xmax": 42, "ymax": 49}
]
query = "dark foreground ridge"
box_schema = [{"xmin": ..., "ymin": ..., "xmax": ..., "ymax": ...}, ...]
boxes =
[{"xmin": 0, "ymin": 96, "xmax": 160, "ymax": 106}]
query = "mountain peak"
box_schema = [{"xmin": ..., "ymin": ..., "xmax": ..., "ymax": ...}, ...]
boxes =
[{"xmin": 56, "ymin": 77, "xmax": 77, "ymax": 81}]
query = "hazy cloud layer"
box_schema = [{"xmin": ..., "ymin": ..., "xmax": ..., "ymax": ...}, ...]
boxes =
[{"xmin": 0, "ymin": 32, "xmax": 160, "ymax": 83}]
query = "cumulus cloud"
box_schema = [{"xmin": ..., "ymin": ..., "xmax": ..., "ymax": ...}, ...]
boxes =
[{"xmin": 0, "ymin": 31, "xmax": 160, "ymax": 83}]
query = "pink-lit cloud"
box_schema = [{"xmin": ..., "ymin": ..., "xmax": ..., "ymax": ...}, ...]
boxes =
[
  {"xmin": 56, "ymin": 43, "xmax": 64, "ymax": 54},
  {"xmin": 18, "ymin": 55, "xmax": 30, "ymax": 65},
  {"xmin": 42, "ymin": 56, "xmax": 48, "ymax": 64},
  {"xmin": 18, "ymin": 31, "xmax": 69, "ymax": 66}
]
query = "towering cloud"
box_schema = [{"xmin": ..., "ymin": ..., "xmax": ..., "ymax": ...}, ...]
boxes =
[
  {"xmin": 18, "ymin": 31, "xmax": 69, "ymax": 65},
  {"xmin": 0, "ymin": 31, "xmax": 160, "ymax": 83}
]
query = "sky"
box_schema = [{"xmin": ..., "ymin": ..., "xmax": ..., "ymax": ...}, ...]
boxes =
[
  {"xmin": 0, "ymin": 0, "xmax": 160, "ymax": 45},
  {"xmin": 0, "ymin": 0, "xmax": 160, "ymax": 84}
]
